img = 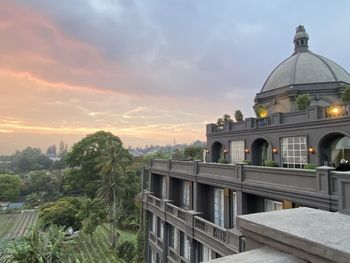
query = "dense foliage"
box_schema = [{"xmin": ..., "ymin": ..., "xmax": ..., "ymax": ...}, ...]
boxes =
[
  {"xmin": 116, "ymin": 240, "xmax": 136, "ymax": 262},
  {"xmin": 65, "ymin": 131, "xmax": 126, "ymax": 198},
  {"xmin": 0, "ymin": 174, "xmax": 22, "ymax": 202},
  {"xmin": 184, "ymin": 145, "xmax": 204, "ymax": 160},
  {"xmin": 296, "ymin": 94, "xmax": 311, "ymax": 110},
  {"xmin": 39, "ymin": 197, "xmax": 82, "ymax": 230},
  {"xmin": 4, "ymin": 222, "xmax": 68, "ymax": 263}
]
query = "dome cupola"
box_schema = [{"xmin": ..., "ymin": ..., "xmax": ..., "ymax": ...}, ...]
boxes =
[
  {"xmin": 260, "ymin": 25, "xmax": 350, "ymax": 93},
  {"xmin": 293, "ymin": 25, "xmax": 309, "ymax": 53},
  {"xmin": 255, "ymin": 25, "xmax": 350, "ymax": 114}
]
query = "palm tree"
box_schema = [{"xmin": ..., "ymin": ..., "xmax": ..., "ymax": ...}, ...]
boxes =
[{"xmin": 96, "ymin": 141, "xmax": 131, "ymax": 248}]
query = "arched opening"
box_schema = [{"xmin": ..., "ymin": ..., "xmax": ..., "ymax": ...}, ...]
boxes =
[
  {"xmin": 252, "ymin": 138, "xmax": 272, "ymax": 166},
  {"xmin": 211, "ymin": 141, "xmax": 223, "ymax": 163},
  {"xmin": 319, "ymin": 132, "xmax": 350, "ymax": 166}
]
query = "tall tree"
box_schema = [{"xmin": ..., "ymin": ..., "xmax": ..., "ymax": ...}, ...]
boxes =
[
  {"xmin": 96, "ymin": 140, "xmax": 131, "ymax": 248},
  {"xmin": 65, "ymin": 131, "xmax": 123, "ymax": 197}
]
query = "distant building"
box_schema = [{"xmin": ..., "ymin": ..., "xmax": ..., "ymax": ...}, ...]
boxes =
[{"xmin": 142, "ymin": 26, "xmax": 350, "ymax": 263}]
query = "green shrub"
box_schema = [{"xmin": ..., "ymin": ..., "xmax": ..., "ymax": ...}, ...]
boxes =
[
  {"xmin": 234, "ymin": 110, "xmax": 244, "ymax": 122},
  {"xmin": 304, "ymin": 163, "xmax": 317, "ymax": 170},
  {"xmin": 39, "ymin": 200, "xmax": 82, "ymax": 230},
  {"xmin": 264, "ymin": 160, "xmax": 278, "ymax": 167},
  {"xmin": 116, "ymin": 240, "xmax": 136, "ymax": 262},
  {"xmin": 218, "ymin": 158, "xmax": 229, "ymax": 164},
  {"xmin": 296, "ymin": 94, "xmax": 311, "ymax": 110},
  {"xmin": 341, "ymin": 86, "xmax": 350, "ymax": 102},
  {"xmin": 242, "ymin": 160, "xmax": 251, "ymax": 165}
]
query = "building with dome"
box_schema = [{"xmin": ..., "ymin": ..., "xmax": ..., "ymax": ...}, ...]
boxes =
[{"xmin": 142, "ymin": 26, "xmax": 350, "ymax": 263}]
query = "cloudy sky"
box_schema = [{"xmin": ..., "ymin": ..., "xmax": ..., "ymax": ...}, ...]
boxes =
[{"xmin": 0, "ymin": 0, "xmax": 350, "ymax": 154}]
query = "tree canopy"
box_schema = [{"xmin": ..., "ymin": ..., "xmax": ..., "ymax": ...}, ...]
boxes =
[
  {"xmin": 0, "ymin": 174, "xmax": 22, "ymax": 202},
  {"xmin": 65, "ymin": 131, "xmax": 125, "ymax": 197}
]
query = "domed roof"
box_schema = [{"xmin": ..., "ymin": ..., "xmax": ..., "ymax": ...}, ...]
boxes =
[{"xmin": 261, "ymin": 26, "xmax": 350, "ymax": 92}]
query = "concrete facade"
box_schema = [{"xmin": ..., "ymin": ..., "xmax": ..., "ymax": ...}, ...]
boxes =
[{"xmin": 142, "ymin": 26, "xmax": 350, "ymax": 263}]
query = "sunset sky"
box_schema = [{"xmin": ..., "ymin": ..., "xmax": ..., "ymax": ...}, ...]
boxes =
[{"xmin": 1, "ymin": 0, "xmax": 350, "ymax": 154}]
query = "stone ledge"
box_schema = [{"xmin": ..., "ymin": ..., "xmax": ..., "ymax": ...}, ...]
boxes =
[
  {"xmin": 237, "ymin": 208, "xmax": 350, "ymax": 263},
  {"xmin": 207, "ymin": 246, "xmax": 306, "ymax": 263}
]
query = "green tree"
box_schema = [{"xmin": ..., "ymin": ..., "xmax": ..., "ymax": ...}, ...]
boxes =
[
  {"xmin": 10, "ymin": 147, "xmax": 52, "ymax": 173},
  {"xmin": 296, "ymin": 94, "xmax": 311, "ymax": 110},
  {"xmin": 0, "ymin": 174, "xmax": 22, "ymax": 202},
  {"xmin": 341, "ymin": 86, "xmax": 350, "ymax": 102},
  {"xmin": 184, "ymin": 145, "xmax": 204, "ymax": 160},
  {"xmin": 96, "ymin": 139, "xmax": 131, "ymax": 248},
  {"xmin": 39, "ymin": 198, "xmax": 82, "ymax": 230},
  {"xmin": 223, "ymin": 114, "xmax": 231, "ymax": 122},
  {"xmin": 234, "ymin": 110, "xmax": 244, "ymax": 121},
  {"xmin": 65, "ymin": 131, "xmax": 125, "ymax": 197},
  {"xmin": 79, "ymin": 198, "xmax": 107, "ymax": 241},
  {"xmin": 116, "ymin": 240, "xmax": 136, "ymax": 263}
]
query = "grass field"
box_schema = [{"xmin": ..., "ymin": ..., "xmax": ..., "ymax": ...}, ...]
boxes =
[{"xmin": 0, "ymin": 212, "xmax": 137, "ymax": 263}]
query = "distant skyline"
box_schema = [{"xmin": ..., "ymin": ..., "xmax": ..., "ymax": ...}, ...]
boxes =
[{"xmin": 1, "ymin": 0, "xmax": 350, "ymax": 154}]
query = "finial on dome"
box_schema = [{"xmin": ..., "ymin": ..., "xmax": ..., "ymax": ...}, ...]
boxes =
[{"xmin": 293, "ymin": 25, "xmax": 309, "ymax": 53}]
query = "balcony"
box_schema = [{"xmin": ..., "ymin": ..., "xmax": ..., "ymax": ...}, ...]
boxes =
[
  {"xmin": 144, "ymin": 192, "xmax": 242, "ymax": 255},
  {"xmin": 166, "ymin": 203, "xmax": 188, "ymax": 223},
  {"xmin": 193, "ymin": 216, "xmax": 241, "ymax": 253},
  {"xmin": 149, "ymin": 159, "xmax": 341, "ymax": 210}
]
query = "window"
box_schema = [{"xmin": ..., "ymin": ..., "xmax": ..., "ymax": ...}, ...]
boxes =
[
  {"xmin": 214, "ymin": 188, "xmax": 224, "ymax": 227},
  {"xmin": 161, "ymin": 176, "xmax": 167, "ymax": 199},
  {"xmin": 231, "ymin": 191, "xmax": 237, "ymax": 228},
  {"xmin": 156, "ymin": 218, "xmax": 164, "ymax": 239},
  {"xmin": 151, "ymin": 214, "xmax": 157, "ymax": 233},
  {"xmin": 265, "ymin": 199, "xmax": 283, "ymax": 212},
  {"xmin": 182, "ymin": 181, "xmax": 190, "ymax": 209},
  {"xmin": 168, "ymin": 225, "xmax": 174, "ymax": 248},
  {"xmin": 199, "ymin": 243, "xmax": 212, "ymax": 262},
  {"xmin": 180, "ymin": 231, "xmax": 190, "ymax": 259},
  {"xmin": 281, "ymin": 136, "xmax": 307, "ymax": 168},
  {"xmin": 150, "ymin": 248, "xmax": 156, "ymax": 263},
  {"xmin": 230, "ymin": 140, "xmax": 245, "ymax": 163}
]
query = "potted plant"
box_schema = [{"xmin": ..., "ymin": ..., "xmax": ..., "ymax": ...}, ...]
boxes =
[
  {"xmin": 234, "ymin": 110, "xmax": 244, "ymax": 122},
  {"xmin": 264, "ymin": 160, "xmax": 278, "ymax": 167},
  {"xmin": 296, "ymin": 94, "xmax": 311, "ymax": 110}
]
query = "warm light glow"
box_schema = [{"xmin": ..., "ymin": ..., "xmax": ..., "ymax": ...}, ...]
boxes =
[
  {"xmin": 308, "ymin": 147, "xmax": 315, "ymax": 154},
  {"xmin": 331, "ymin": 107, "xmax": 340, "ymax": 114},
  {"xmin": 224, "ymin": 148, "xmax": 228, "ymax": 154},
  {"xmin": 272, "ymin": 147, "xmax": 278, "ymax": 154},
  {"xmin": 259, "ymin": 110, "xmax": 268, "ymax": 118},
  {"xmin": 244, "ymin": 148, "xmax": 250, "ymax": 154}
]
